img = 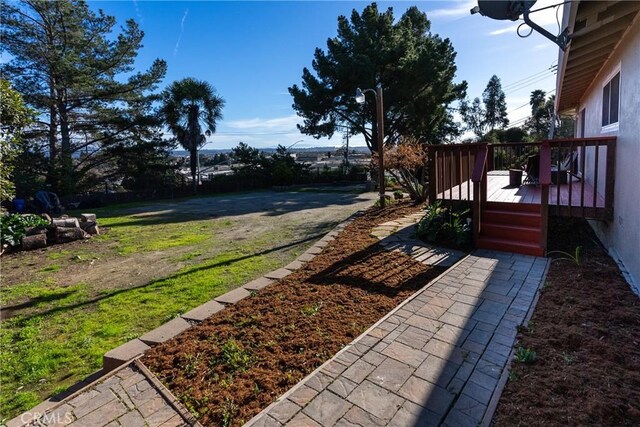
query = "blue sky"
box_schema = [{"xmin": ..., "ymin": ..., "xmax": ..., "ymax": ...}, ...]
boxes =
[{"xmin": 89, "ymin": 1, "xmax": 563, "ymax": 149}]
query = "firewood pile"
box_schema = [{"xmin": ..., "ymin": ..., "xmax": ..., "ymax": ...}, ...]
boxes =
[{"xmin": 20, "ymin": 213, "xmax": 100, "ymax": 251}]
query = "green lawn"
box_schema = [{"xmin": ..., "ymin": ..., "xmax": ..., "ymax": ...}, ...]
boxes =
[{"xmin": 0, "ymin": 193, "xmax": 340, "ymax": 420}]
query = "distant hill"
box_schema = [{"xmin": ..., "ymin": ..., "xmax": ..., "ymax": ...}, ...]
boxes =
[{"xmin": 173, "ymin": 146, "xmax": 371, "ymax": 156}]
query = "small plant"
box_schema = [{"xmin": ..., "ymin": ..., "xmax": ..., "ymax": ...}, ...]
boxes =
[
  {"xmin": 219, "ymin": 339, "xmax": 252, "ymax": 372},
  {"xmin": 1, "ymin": 213, "xmax": 49, "ymax": 247},
  {"xmin": 508, "ymin": 371, "xmax": 520, "ymax": 382},
  {"xmin": 393, "ymin": 189, "xmax": 404, "ymax": 200},
  {"xmin": 562, "ymin": 352, "xmax": 575, "ymax": 365},
  {"xmin": 514, "ymin": 346, "xmax": 537, "ymax": 364},
  {"xmin": 183, "ymin": 353, "xmax": 201, "ymax": 378},
  {"xmin": 301, "ymin": 301, "xmax": 323, "ymax": 316},
  {"xmin": 220, "ymin": 397, "xmax": 238, "ymax": 427},
  {"xmin": 547, "ymin": 246, "xmax": 581, "ymax": 265}
]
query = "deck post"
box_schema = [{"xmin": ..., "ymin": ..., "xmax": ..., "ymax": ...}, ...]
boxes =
[
  {"xmin": 473, "ymin": 182, "xmax": 481, "ymax": 243},
  {"xmin": 604, "ymin": 138, "xmax": 616, "ymax": 221},
  {"xmin": 471, "ymin": 144, "xmax": 488, "ymax": 245},
  {"xmin": 427, "ymin": 147, "xmax": 436, "ymax": 204},
  {"xmin": 539, "ymin": 141, "xmax": 552, "ymax": 254}
]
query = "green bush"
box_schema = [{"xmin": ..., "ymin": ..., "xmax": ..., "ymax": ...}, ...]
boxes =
[
  {"xmin": 393, "ymin": 190, "xmax": 404, "ymax": 200},
  {"xmin": 514, "ymin": 346, "xmax": 537, "ymax": 364},
  {"xmin": 1, "ymin": 213, "xmax": 49, "ymax": 247},
  {"xmin": 416, "ymin": 202, "xmax": 471, "ymax": 250}
]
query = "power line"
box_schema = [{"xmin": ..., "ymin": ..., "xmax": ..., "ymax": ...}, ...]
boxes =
[
  {"xmin": 507, "ymin": 88, "xmax": 556, "ymax": 114},
  {"xmin": 503, "ymin": 73, "xmax": 557, "ymax": 95},
  {"xmin": 502, "ymin": 64, "xmax": 557, "ymax": 91}
]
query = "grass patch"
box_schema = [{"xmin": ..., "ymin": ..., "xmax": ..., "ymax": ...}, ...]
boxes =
[
  {"xmin": 47, "ymin": 250, "xmax": 71, "ymax": 260},
  {"xmin": 0, "ymin": 249, "xmax": 282, "ymax": 419},
  {"xmin": 40, "ymin": 264, "xmax": 62, "ymax": 273}
]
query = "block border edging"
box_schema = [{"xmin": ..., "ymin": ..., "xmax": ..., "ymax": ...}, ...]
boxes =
[{"xmin": 100, "ymin": 209, "xmax": 365, "ymax": 372}]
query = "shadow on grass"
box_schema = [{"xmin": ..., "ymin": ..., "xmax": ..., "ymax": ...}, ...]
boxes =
[
  {"xmin": 0, "ymin": 290, "xmax": 77, "ymax": 320},
  {"xmin": 99, "ymin": 191, "xmax": 373, "ymax": 228},
  {"xmin": 11, "ymin": 232, "xmax": 328, "ymax": 323}
]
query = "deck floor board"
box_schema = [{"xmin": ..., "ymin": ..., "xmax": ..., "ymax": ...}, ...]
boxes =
[{"xmin": 438, "ymin": 171, "xmax": 605, "ymax": 208}]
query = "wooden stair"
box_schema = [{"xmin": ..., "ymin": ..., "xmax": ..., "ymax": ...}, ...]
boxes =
[{"xmin": 476, "ymin": 202, "xmax": 544, "ymax": 256}]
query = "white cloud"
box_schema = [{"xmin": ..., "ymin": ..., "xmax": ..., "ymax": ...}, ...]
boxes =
[
  {"xmin": 227, "ymin": 115, "xmax": 301, "ymax": 131},
  {"xmin": 428, "ymin": 0, "xmax": 476, "ymax": 20},
  {"xmin": 201, "ymin": 115, "xmax": 366, "ymax": 149},
  {"xmin": 132, "ymin": 0, "xmax": 143, "ymax": 24},
  {"xmin": 173, "ymin": 8, "xmax": 189, "ymax": 57}
]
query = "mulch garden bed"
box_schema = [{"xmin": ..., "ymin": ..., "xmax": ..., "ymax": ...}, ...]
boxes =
[
  {"xmin": 494, "ymin": 217, "xmax": 640, "ymax": 426},
  {"xmin": 143, "ymin": 201, "xmax": 444, "ymax": 426}
]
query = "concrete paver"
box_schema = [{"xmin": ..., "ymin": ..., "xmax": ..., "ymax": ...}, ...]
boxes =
[
  {"xmin": 16, "ymin": 361, "xmax": 197, "ymax": 427},
  {"xmin": 247, "ymin": 216, "xmax": 548, "ymax": 426}
]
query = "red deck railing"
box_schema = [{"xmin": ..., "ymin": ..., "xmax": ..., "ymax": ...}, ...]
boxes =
[
  {"xmin": 428, "ymin": 137, "xmax": 616, "ymax": 252},
  {"xmin": 429, "ymin": 137, "xmax": 616, "ymax": 220}
]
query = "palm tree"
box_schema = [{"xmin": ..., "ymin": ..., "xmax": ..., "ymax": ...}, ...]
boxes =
[{"xmin": 160, "ymin": 78, "xmax": 224, "ymax": 192}]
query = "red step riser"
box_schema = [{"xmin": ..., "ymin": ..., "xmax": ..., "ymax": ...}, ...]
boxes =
[
  {"xmin": 481, "ymin": 224, "xmax": 540, "ymax": 243},
  {"xmin": 484, "ymin": 202, "xmax": 540, "ymax": 213},
  {"xmin": 482, "ymin": 211, "xmax": 541, "ymax": 228},
  {"xmin": 477, "ymin": 237, "xmax": 544, "ymax": 257}
]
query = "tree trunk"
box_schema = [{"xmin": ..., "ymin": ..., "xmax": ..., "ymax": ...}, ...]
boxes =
[
  {"xmin": 46, "ymin": 85, "xmax": 59, "ymax": 190},
  {"xmin": 58, "ymin": 99, "xmax": 75, "ymax": 196},
  {"xmin": 21, "ymin": 234, "xmax": 48, "ymax": 250},
  {"xmin": 188, "ymin": 105, "xmax": 200, "ymax": 194},
  {"xmin": 190, "ymin": 146, "xmax": 198, "ymax": 193}
]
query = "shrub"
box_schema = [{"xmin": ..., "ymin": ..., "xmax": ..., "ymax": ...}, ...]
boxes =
[
  {"xmin": 393, "ymin": 190, "xmax": 404, "ymax": 200},
  {"xmin": 514, "ymin": 346, "xmax": 537, "ymax": 364},
  {"xmin": 1, "ymin": 213, "xmax": 49, "ymax": 248},
  {"xmin": 416, "ymin": 201, "xmax": 471, "ymax": 250}
]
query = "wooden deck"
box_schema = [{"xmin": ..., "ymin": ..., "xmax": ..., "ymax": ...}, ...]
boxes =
[{"xmin": 438, "ymin": 171, "xmax": 605, "ymax": 208}]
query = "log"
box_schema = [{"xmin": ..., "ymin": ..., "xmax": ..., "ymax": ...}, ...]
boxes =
[
  {"xmin": 21, "ymin": 234, "xmax": 47, "ymax": 250},
  {"xmin": 25, "ymin": 226, "xmax": 48, "ymax": 236},
  {"xmin": 79, "ymin": 221, "xmax": 96, "ymax": 231},
  {"xmin": 86, "ymin": 224, "xmax": 100, "ymax": 235},
  {"xmin": 54, "ymin": 226, "xmax": 90, "ymax": 243},
  {"xmin": 52, "ymin": 218, "xmax": 80, "ymax": 228},
  {"xmin": 79, "ymin": 221, "xmax": 100, "ymax": 235},
  {"xmin": 80, "ymin": 213, "xmax": 96, "ymax": 222}
]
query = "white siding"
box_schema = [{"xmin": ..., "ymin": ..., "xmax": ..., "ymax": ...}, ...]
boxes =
[{"xmin": 576, "ymin": 17, "xmax": 640, "ymax": 289}]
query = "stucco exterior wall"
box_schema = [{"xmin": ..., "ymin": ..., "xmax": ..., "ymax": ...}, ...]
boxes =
[{"xmin": 575, "ymin": 17, "xmax": 640, "ymax": 290}]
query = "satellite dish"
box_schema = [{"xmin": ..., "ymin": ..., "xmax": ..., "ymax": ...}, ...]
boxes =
[
  {"xmin": 471, "ymin": 0, "xmax": 571, "ymax": 51},
  {"xmin": 475, "ymin": 0, "xmax": 536, "ymax": 21}
]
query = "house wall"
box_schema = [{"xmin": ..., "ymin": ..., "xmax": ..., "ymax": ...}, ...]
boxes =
[{"xmin": 575, "ymin": 17, "xmax": 640, "ymax": 290}]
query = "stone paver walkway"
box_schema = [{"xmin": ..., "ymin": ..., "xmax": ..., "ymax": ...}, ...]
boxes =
[
  {"xmin": 247, "ymin": 249, "xmax": 548, "ymax": 426},
  {"xmin": 12, "ymin": 360, "xmax": 199, "ymax": 427},
  {"xmin": 371, "ymin": 214, "xmax": 465, "ymax": 267}
]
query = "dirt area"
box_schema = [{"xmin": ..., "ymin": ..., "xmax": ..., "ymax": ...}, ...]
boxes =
[
  {"xmin": 494, "ymin": 218, "xmax": 640, "ymax": 426},
  {"xmin": 143, "ymin": 201, "xmax": 444, "ymax": 426},
  {"xmin": 1, "ymin": 189, "xmax": 376, "ymax": 313}
]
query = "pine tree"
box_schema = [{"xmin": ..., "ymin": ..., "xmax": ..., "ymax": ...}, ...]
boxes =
[
  {"xmin": 289, "ymin": 3, "xmax": 467, "ymax": 150},
  {"xmin": 459, "ymin": 97, "xmax": 486, "ymax": 139},
  {"xmin": 1, "ymin": 0, "xmax": 166, "ymax": 195},
  {"xmin": 483, "ymin": 75, "xmax": 509, "ymax": 131}
]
